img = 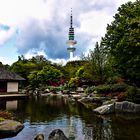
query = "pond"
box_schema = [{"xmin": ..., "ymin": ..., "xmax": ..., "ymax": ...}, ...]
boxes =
[{"xmin": 0, "ymin": 95, "xmax": 140, "ymax": 140}]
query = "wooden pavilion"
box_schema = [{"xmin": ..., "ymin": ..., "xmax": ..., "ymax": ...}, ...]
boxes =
[{"xmin": 0, "ymin": 66, "xmax": 25, "ymax": 93}]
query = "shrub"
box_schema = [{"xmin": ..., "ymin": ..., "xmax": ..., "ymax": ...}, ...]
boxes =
[
  {"xmin": 106, "ymin": 76, "xmax": 120, "ymax": 84},
  {"xmin": 0, "ymin": 110, "xmax": 12, "ymax": 119},
  {"xmin": 68, "ymin": 77, "xmax": 79, "ymax": 89},
  {"xmin": 95, "ymin": 85, "xmax": 111, "ymax": 93},
  {"xmin": 84, "ymin": 86, "xmax": 93, "ymax": 94},
  {"xmin": 111, "ymin": 83, "xmax": 127, "ymax": 92},
  {"xmin": 84, "ymin": 83, "xmax": 128, "ymax": 94},
  {"xmin": 0, "ymin": 117, "xmax": 5, "ymax": 122},
  {"xmin": 117, "ymin": 92, "xmax": 127, "ymax": 101},
  {"xmin": 126, "ymin": 86, "xmax": 140, "ymax": 103}
]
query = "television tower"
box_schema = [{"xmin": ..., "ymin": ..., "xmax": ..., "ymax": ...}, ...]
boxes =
[{"xmin": 66, "ymin": 9, "xmax": 77, "ymax": 60}]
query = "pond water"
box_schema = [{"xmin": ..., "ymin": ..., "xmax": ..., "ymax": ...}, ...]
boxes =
[{"xmin": 1, "ymin": 95, "xmax": 140, "ymax": 140}]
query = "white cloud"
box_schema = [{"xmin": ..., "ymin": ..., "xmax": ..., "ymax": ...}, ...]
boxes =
[
  {"xmin": 0, "ymin": 0, "xmax": 136, "ymax": 64},
  {"xmin": 0, "ymin": 56, "xmax": 17, "ymax": 65},
  {"xmin": 49, "ymin": 58, "xmax": 67, "ymax": 66},
  {"xmin": 79, "ymin": 10, "xmax": 113, "ymax": 38},
  {"xmin": 49, "ymin": 56, "xmax": 81, "ymax": 66},
  {"xmin": 116, "ymin": 0, "xmax": 136, "ymax": 7},
  {"xmin": 0, "ymin": 27, "xmax": 16, "ymax": 46},
  {"xmin": 24, "ymin": 49, "xmax": 47, "ymax": 59},
  {"xmin": 0, "ymin": 0, "xmax": 47, "ymax": 26}
]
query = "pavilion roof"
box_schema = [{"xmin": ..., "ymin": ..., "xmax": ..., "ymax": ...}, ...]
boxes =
[{"xmin": 0, "ymin": 66, "xmax": 25, "ymax": 81}]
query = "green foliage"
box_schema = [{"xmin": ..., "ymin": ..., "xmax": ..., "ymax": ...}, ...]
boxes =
[
  {"xmin": 76, "ymin": 66, "xmax": 84, "ymax": 78},
  {"xmin": 37, "ymin": 65, "xmax": 63, "ymax": 84},
  {"xmin": 68, "ymin": 77, "xmax": 79, "ymax": 89},
  {"xmin": 0, "ymin": 117, "xmax": 5, "ymax": 122},
  {"xmin": 10, "ymin": 55, "xmax": 51, "ymax": 80},
  {"xmin": 63, "ymin": 61, "xmax": 83, "ymax": 80},
  {"xmin": 106, "ymin": 75, "xmax": 122, "ymax": 84},
  {"xmin": 28, "ymin": 65, "xmax": 63, "ymax": 88},
  {"xmin": 28, "ymin": 70, "xmax": 40, "ymax": 88},
  {"xmin": 85, "ymin": 83, "xmax": 128, "ymax": 94},
  {"xmin": 10, "ymin": 55, "xmax": 64, "ymax": 88},
  {"xmin": 111, "ymin": 84, "xmax": 127, "ymax": 92},
  {"xmin": 81, "ymin": 62, "xmax": 96, "ymax": 81},
  {"xmin": 85, "ymin": 42, "xmax": 108, "ymax": 83},
  {"xmin": 102, "ymin": 1, "xmax": 140, "ymax": 86},
  {"xmin": 126, "ymin": 86, "xmax": 140, "ymax": 103},
  {"xmin": 75, "ymin": 66, "xmax": 91, "ymax": 81}
]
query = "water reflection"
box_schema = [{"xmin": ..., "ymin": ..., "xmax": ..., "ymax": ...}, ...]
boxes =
[
  {"xmin": 0, "ymin": 95, "xmax": 140, "ymax": 140},
  {"xmin": 67, "ymin": 116, "xmax": 76, "ymax": 139},
  {"xmin": 6, "ymin": 100, "xmax": 18, "ymax": 110},
  {"xmin": 0, "ymin": 100, "xmax": 18, "ymax": 110}
]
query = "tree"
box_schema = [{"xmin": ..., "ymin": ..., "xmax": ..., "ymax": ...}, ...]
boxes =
[
  {"xmin": 37, "ymin": 65, "xmax": 63, "ymax": 86},
  {"xmin": 28, "ymin": 70, "xmax": 39, "ymax": 88},
  {"xmin": 29, "ymin": 55, "xmax": 51, "ymax": 70},
  {"xmin": 76, "ymin": 66, "xmax": 84, "ymax": 78},
  {"xmin": 63, "ymin": 61, "xmax": 83, "ymax": 80},
  {"xmin": 102, "ymin": 1, "xmax": 140, "ymax": 86},
  {"xmin": 88, "ymin": 42, "xmax": 107, "ymax": 83},
  {"xmin": 68, "ymin": 77, "xmax": 79, "ymax": 89}
]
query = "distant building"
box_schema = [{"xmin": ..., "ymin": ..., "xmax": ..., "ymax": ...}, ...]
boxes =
[{"xmin": 0, "ymin": 66, "xmax": 25, "ymax": 93}]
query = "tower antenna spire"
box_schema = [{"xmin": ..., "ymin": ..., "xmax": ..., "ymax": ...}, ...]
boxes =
[{"xmin": 70, "ymin": 8, "xmax": 73, "ymax": 28}]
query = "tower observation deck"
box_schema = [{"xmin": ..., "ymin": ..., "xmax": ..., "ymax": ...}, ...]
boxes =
[{"xmin": 66, "ymin": 9, "xmax": 77, "ymax": 60}]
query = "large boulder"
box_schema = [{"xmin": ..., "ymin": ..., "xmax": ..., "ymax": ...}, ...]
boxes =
[
  {"xmin": 0, "ymin": 120, "xmax": 24, "ymax": 138},
  {"xmin": 48, "ymin": 129, "xmax": 68, "ymax": 140},
  {"xmin": 115, "ymin": 101, "xmax": 140, "ymax": 113},
  {"xmin": 93, "ymin": 103, "xmax": 115, "ymax": 115}
]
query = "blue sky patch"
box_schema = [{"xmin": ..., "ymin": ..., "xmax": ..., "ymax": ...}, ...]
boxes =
[{"xmin": 0, "ymin": 24, "xmax": 10, "ymax": 31}]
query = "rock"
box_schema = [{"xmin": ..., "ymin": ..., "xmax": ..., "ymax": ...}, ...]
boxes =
[
  {"xmin": 29, "ymin": 90, "xmax": 33, "ymax": 95},
  {"xmin": 82, "ymin": 85, "xmax": 88, "ymax": 89},
  {"xmin": 44, "ymin": 88, "xmax": 50, "ymax": 93},
  {"xmin": 76, "ymin": 87, "xmax": 84, "ymax": 93},
  {"xmin": 34, "ymin": 134, "xmax": 44, "ymax": 140},
  {"xmin": 103, "ymin": 99, "xmax": 117, "ymax": 105},
  {"xmin": 78, "ymin": 96, "xmax": 108, "ymax": 105},
  {"xmin": 78, "ymin": 97, "xmax": 93, "ymax": 103},
  {"xmin": 68, "ymin": 94, "xmax": 75, "ymax": 100},
  {"xmin": 20, "ymin": 89, "xmax": 27, "ymax": 94},
  {"xmin": 0, "ymin": 120, "xmax": 24, "ymax": 137},
  {"xmin": 93, "ymin": 103, "xmax": 115, "ymax": 115},
  {"xmin": 94, "ymin": 101, "xmax": 140, "ymax": 115},
  {"xmin": 78, "ymin": 97, "xmax": 103, "ymax": 109},
  {"xmin": 48, "ymin": 129, "xmax": 68, "ymax": 140},
  {"xmin": 71, "ymin": 91, "xmax": 76, "ymax": 94},
  {"xmin": 72, "ymin": 95, "xmax": 81, "ymax": 100},
  {"xmin": 62, "ymin": 90, "xmax": 70, "ymax": 94},
  {"xmin": 115, "ymin": 101, "xmax": 140, "ymax": 113}
]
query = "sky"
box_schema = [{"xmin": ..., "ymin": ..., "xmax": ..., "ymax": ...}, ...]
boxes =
[{"xmin": 0, "ymin": 0, "xmax": 136, "ymax": 65}]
